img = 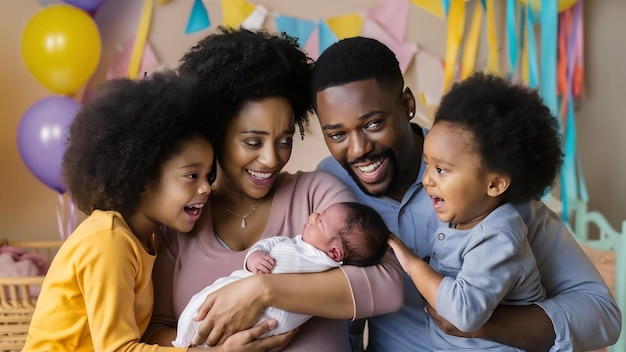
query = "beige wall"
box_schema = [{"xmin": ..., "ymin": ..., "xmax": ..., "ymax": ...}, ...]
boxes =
[{"xmin": 1, "ymin": 0, "xmax": 623, "ymax": 242}]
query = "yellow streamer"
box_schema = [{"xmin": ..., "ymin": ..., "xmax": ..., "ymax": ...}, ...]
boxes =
[
  {"xmin": 128, "ymin": 0, "xmax": 153, "ymax": 79},
  {"xmin": 461, "ymin": 2, "xmax": 482, "ymax": 79},
  {"xmin": 521, "ymin": 17, "xmax": 530, "ymax": 84},
  {"xmin": 485, "ymin": 0, "xmax": 499, "ymax": 74},
  {"xmin": 443, "ymin": 0, "xmax": 465, "ymax": 91}
]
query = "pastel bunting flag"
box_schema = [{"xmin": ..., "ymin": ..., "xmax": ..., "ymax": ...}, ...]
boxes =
[
  {"xmin": 366, "ymin": 0, "xmax": 410, "ymax": 41},
  {"xmin": 361, "ymin": 18, "xmax": 417, "ymax": 73},
  {"xmin": 410, "ymin": 0, "xmax": 444, "ymax": 18},
  {"xmin": 415, "ymin": 49, "xmax": 444, "ymax": 107},
  {"xmin": 186, "ymin": 0, "xmax": 210, "ymax": 34},
  {"xmin": 325, "ymin": 13, "xmax": 364, "ymax": 40},
  {"xmin": 222, "ymin": 0, "xmax": 255, "ymax": 28},
  {"xmin": 319, "ymin": 21, "xmax": 339, "ymax": 54},
  {"xmin": 304, "ymin": 25, "xmax": 321, "ymax": 59},
  {"xmin": 275, "ymin": 15, "xmax": 317, "ymax": 48},
  {"xmin": 241, "ymin": 5, "xmax": 267, "ymax": 30}
]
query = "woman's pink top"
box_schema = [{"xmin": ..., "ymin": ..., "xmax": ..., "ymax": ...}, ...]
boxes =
[{"xmin": 146, "ymin": 171, "xmax": 404, "ymax": 351}]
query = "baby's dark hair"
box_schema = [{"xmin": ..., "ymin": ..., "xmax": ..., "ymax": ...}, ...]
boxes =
[
  {"xmin": 434, "ymin": 72, "xmax": 564, "ymax": 203},
  {"xmin": 62, "ymin": 70, "xmax": 213, "ymax": 218},
  {"xmin": 311, "ymin": 36, "xmax": 404, "ymax": 111},
  {"xmin": 338, "ymin": 202, "xmax": 390, "ymax": 266},
  {"xmin": 179, "ymin": 26, "xmax": 313, "ymax": 141}
]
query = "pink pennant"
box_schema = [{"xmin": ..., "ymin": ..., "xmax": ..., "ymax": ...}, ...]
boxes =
[
  {"xmin": 304, "ymin": 25, "xmax": 320, "ymax": 60},
  {"xmin": 107, "ymin": 38, "xmax": 160, "ymax": 80},
  {"xmin": 366, "ymin": 0, "xmax": 410, "ymax": 42},
  {"xmin": 361, "ymin": 19, "xmax": 417, "ymax": 73}
]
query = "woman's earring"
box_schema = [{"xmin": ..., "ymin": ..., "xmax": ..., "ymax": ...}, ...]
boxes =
[{"xmin": 408, "ymin": 111, "xmax": 415, "ymax": 118}]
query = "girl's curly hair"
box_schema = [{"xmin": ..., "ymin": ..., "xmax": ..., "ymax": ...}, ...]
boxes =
[{"xmin": 62, "ymin": 70, "xmax": 213, "ymax": 217}]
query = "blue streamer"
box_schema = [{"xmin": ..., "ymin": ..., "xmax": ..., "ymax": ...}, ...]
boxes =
[
  {"xmin": 506, "ymin": 0, "xmax": 518, "ymax": 75},
  {"xmin": 442, "ymin": 0, "xmax": 450, "ymax": 16},
  {"xmin": 540, "ymin": 0, "xmax": 558, "ymax": 115},
  {"xmin": 525, "ymin": 1, "xmax": 539, "ymax": 89}
]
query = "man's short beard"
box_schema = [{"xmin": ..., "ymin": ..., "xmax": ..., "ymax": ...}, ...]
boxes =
[{"xmin": 342, "ymin": 150, "xmax": 398, "ymax": 198}]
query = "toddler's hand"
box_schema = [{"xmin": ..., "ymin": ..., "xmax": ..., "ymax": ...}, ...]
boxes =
[{"xmin": 387, "ymin": 233, "xmax": 421, "ymax": 275}]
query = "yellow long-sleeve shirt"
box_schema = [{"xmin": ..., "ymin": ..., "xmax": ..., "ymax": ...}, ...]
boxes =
[{"xmin": 23, "ymin": 210, "xmax": 183, "ymax": 351}]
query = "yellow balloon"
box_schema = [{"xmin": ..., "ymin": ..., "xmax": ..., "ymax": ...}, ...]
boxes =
[
  {"xmin": 520, "ymin": 0, "xmax": 578, "ymax": 13},
  {"xmin": 21, "ymin": 5, "xmax": 101, "ymax": 95}
]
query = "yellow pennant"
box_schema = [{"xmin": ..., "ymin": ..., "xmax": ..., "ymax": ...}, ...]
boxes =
[
  {"xmin": 411, "ymin": 0, "xmax": 444, "ymax": 19},
  {"xmin": 222, "ymin": 0, "xmax": 255, "ymax": 28},
  {"xmin": 128, "ymin": 0, "xmax": 154, "ymax": 79},
  {"xmin": 443, "ymin": 0, "xmax": 465, "ymax": 91},
  {"xmin": 326, "ymin": 13, "xmax": 364, "ymax": 40},
  {"xmin": 461, "ymin": 2, "xmax": 482, "ymax": 79}
]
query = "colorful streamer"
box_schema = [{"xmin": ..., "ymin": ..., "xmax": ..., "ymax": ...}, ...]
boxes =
[
  {"xmin": 56, "ymin": 193, "xmax": 77, "ymax": 241},
  {"xmin": 485, "ymin": 0, "xmax": 499, "ymax": 74},
  {"xmin": 442, "ymin": 0, "xmax": 464, "ymax": 91},
  {"xmin": 506, "ymin": 0, "xmax": 519, "ymax": 76},
  {"xmin": 460, "ymin": 1, "xmax": 482, "ymax": 79},
  {"xmin": 128, "ymin": 0, "xmax": 153, "ymax": 80}
]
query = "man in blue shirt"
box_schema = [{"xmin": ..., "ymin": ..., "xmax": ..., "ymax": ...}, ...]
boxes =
[{"xmin": 312, "ymin": 36, "xmax": 621, "ymax": 351}]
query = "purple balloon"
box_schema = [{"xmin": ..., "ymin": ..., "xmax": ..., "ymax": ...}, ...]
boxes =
[
  {"xmin": 17, "ymin": 96, "xmax": 80, "ymax": 193},
  {"xmin": 63, "ymin": 0, "xmax": 107, "ymax": 12}
]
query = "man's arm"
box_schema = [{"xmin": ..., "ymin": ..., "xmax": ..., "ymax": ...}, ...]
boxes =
[
  {"xmin": 476, "ymin": 202, "xmax": 621, "ymax": 350},
  {"xmin": 425, "ymin": 303, "xmax": 555, "ymax": 352}
]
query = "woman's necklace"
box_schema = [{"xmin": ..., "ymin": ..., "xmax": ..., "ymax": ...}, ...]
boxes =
[
  {"xmin": 224, "ymin": 198, "xmax": 264, "ymax": 228},
  {"xmin": 212, "ymin": 186, "xmax": 264, "ymax": 229}
]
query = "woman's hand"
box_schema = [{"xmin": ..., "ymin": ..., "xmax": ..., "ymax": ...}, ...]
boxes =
[
  {"xmin": 192, "ymin": 275, "xmax": 268, "ymax": 346},
  {"xmin": 188, "ymin": 319, "xmax": 297, "ymax": 352}
]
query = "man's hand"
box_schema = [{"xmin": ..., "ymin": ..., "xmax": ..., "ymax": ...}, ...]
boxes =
[{"xmin": 424, "ymin": 303, "xmax": 474, "ymax": 338}]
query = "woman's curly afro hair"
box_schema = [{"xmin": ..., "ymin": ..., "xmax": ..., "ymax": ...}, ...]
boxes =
[
  {"xmin": 178, "ymin": 26, "xmax": 313, "ymax": 141},
  {"xmin": 434, "ymin": 72, "xmax": 564, "ymax": 204},
  {"xmin": 62, "ymin": 70, "xmax": 213, "ymax": 217}
]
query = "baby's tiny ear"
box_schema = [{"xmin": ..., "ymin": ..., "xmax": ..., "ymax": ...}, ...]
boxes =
[{"xmin": 328, "ymin": 247, "xmax": 342, "ymax": 262}]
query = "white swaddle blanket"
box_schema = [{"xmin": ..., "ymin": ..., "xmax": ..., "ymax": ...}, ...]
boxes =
[{"xmin": 172, "ymin": 235, "xmax": 342, "ymax": 347}]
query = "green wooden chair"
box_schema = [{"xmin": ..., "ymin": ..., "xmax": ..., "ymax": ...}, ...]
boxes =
[{"xmin": 566, "ymin": 197, "xmax": 625, "ymax": 351}]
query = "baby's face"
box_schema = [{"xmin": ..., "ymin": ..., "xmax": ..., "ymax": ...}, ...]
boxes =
[{"xmin": 301, "ymin": 203, "xmax": 348, "ymax": 259}]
